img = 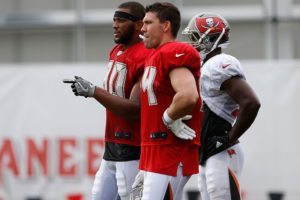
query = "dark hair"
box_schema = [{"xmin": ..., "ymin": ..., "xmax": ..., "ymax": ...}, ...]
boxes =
[
  {"xmin": 118, "ymin": 1, "xmax": 145, "ymax": 21},
  {"xmin": 145, "ymin": 2, "xmax": 181, "ymax": 37}
]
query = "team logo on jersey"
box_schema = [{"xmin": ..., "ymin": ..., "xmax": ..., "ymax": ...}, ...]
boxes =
[
  {"xmin": 175, "ymin": 53, "xmax": 185, "ymax": 58},
  {"xmin": 216, "ymin": 141, "xmax": 223, "ymax": 148},
  {"xmin": 117, "ymin": 50, "xmax": 123, "ymax": 56},
  {"xmin": 222, "ymin": 63, "xmax": 231, "ymax": 69}
]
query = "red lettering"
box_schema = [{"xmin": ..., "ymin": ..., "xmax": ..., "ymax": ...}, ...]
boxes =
[
  {"xmin": 0, "ymin": 139, "xmax": 19, "ymax": 176},
  {"xmin": 0, "ymin": 137, "xmax": 106, "ymax": 181},
  {"xmin": 59, "ymin": 138, "xmax": 77, "ymax": 176},
  {"xmin": 87, "ymin": 138, "xmax": 104, "ymax": 176},
  {"xmin": 67, "ymin": 193, "xmax": 83, "ymax": 200},
  {"xmin": 27, "ymin": 138, "xmax": 48, "ymax": 176}
]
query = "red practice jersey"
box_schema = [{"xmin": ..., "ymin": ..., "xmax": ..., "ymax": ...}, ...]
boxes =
[
  {"xmin": 140, "ymin": 41, "xmax": 202, "ymax": 147},
  {"xmin": 103, "ymin": 42, "xmax": 150, "ymax": 146}
]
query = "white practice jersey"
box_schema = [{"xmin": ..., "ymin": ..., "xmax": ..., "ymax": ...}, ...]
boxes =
[{"xmin": 200, "ymin": 53, "xmax": 245, "ymax": 125}]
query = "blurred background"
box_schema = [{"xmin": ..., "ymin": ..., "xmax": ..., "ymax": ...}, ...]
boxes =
[
  {"xmin": 1, "ymin": 0, "xmax": 300, "ymax": 62},
  {"xmin": 0, "ymin": 0, "xmax": 300, "ymax": 200}
]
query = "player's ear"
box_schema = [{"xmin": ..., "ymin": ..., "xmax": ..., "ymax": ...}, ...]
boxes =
[
  {"xmin": 135, "ymin": 20, "xmax": 144, "ymax": 31},
  {"xmin": 162, "ymin": 21, "xmax": 171, "ymax": 33}
]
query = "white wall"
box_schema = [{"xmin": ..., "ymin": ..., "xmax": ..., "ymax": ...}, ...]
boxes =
[
  {"xmin": 239, "ymin": 60, "xmax": 300, "ymax": 200},
  {"xmin": 0, "ymin": 60, "xmax": 300, "ymax": 200}
]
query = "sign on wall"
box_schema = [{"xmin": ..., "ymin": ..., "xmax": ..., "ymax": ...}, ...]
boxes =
[{"xmin": 0, "ymin": 64, "xmax": 107, "ymax": 200}]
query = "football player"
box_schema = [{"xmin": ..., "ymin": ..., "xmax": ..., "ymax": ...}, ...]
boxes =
[
  {"xmin": 182, "ymin": 13, "xmax": 261, "ymax": 199},
  {"xmin": 65, "ymin": 2, "xmax": 152, "ymax": 200},
  {"xmin": 133, "ymin": 3, "xmax": 203, "ymax": 200}
]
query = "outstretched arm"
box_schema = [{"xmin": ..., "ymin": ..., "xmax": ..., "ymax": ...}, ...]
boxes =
[
  {"xmin": 93, "ymin": 80, "xmax": 140, "ymax": 120},
  {"xmin": 222, "ymin": 76, "xmax": 261, "ymax": 143},
  {"xmin": 67, "ymin": 76, "xmax": 141, "ymax": 120}
]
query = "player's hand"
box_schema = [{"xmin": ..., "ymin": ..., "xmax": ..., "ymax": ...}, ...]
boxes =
[
  {"xmin": 130, "ymin": 171, "xmax": 144, "ymax": 200},
  {"xmin": 71, "ymin": 76, "xmax": 95, "ymax": 97},
  {"xmin": 206, "ymin": 135, "xmax": 229, "ymax": 156},
  {"xmin": 132, "ymin": 171, "xmax": 145, "ymax": 189},
  {"xmin": 162, "ymin": 110, "xmax": 196, "ymax": 140}
]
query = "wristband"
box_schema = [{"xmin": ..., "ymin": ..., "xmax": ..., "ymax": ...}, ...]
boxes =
[{"xmin": 163, "ymin": 110, "xmax": 174, "ymax": 124}]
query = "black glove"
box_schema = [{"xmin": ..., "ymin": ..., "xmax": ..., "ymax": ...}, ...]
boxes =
[{"xmin": 206, "ymin": 135, "xmax": 229, "ymax": 157}]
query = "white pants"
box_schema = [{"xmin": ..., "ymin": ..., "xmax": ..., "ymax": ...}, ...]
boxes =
[
  {"xmin": 91, "ymin": 159, "xmax": 139, "ymax": 200},
  {"xmin": 198, "ymin": 144, "xmax": 244, "ymax": 200},
  {"xmin": 142, "ymin": 165, "xmax": 190, "ymax": 200}
]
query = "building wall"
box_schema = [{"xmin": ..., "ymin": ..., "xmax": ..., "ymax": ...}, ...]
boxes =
[{"xmin": 0, "ymin": 0, "xmax": 299, "ymax": 62}]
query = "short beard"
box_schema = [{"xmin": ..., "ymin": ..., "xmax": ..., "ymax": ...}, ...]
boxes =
[{"xmin": 114, "ymin": 24, "xmax": 135, "ymax": 45}]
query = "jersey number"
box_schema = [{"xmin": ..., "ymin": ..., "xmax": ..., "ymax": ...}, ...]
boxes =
[
  {"xmin": 103, "ymin": 61, "xmax": 127, "ymax": 97},
  {"xmin": 142, "ymin": 66, "xmax": 157, "ymax": 105}
]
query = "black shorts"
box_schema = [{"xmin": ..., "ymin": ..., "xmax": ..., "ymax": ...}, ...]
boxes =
[{"xmin": 103, "ymin": 142, "xmax": 140, "ymax": 161}]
